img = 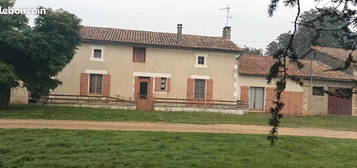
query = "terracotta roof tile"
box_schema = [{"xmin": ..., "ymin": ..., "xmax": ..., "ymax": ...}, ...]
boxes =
[
  {"xmin": 311, "ymin": 46, "xmax": 357, "ymax": 61},
  {"xmin": 80, "ymin": 26, "xmax": 241, "ymax": 52},
  {"xmin": 239, "ymin": 55, "xmax": 353, "ymax": 81}
]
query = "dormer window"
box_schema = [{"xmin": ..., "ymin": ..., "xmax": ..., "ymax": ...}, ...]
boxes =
[{"xmin": 90, "ymin": 46, "xmax": 105, "ymax": 61}]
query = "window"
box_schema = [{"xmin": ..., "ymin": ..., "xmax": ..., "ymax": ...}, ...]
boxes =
[
  {"xmin": 249, "ymin": 87, "xmax": 265, "ymax": 110},
  {"xmin": 139, "ymin": 81, "xmax": 148, "ymax": 99},
  {"xmin": 93, "ymin": 49, "xmax": 102, "ymax": 58},
  {"xmin": 89, "ymin": 74, "xmax": 103, "ymax": 94},
  {"xmin": 197, "ymin": 56, "xmax": 205, "ymax": 65},
  {"xmin": 160, "ymin": 78, "xmax": 167, "ymax": 91},
  {"xmin": 195, "ymin": 54, "xmax": 207, "ymax": 68},
  {"xmin": 90, "ymin": 47, "xmax": 105, "ymax": 61},
  {"xmin": 312, "ymin": 86, "xmax": 324, "ymax": 96},
  {"xmin": 194, "ymin": 79, "xmax": 206, "ymax": 99},
  {"xmin": 133, "ymin": 47, "xmax": 146, "ymax": 63}
]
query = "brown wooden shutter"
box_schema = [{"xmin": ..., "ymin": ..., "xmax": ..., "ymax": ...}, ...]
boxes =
[
  {"xmin": 186, "ymin": 78, "xmax": 195, "ymax": 99},
  {"xmin": 103, "ymin": 74, "xmax": 111, "ymax": 97},
  {"xmin": 265, "ymin": 87, "xmax": 275, "ymax": 112},
  {"xmin": 80, "ymin": 73, "xmax": 89, "ymax": 96},
  {"xmin": 206, "ymin": 79, "xmax": 213, "ymax": 101},
  {"xmin": 154, "ymin": 77, "xmax": 161, "ymax": 92},
  {"xmin": 167, "ymin": 78, "xmax": 171, "ymax": 93},
  {"xmin": 134, "ymin": 76, "xmax": 140, "ymax": 101},
  {"xmin": 241, "ymin": 86, "xmax": 249, "ymax": 108}
]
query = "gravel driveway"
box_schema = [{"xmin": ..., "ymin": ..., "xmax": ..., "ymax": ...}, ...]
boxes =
[{"xmin": 1, "ymin": 119, "xmax": 357, "ymax": 139}]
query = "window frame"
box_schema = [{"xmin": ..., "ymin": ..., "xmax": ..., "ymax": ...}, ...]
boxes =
[
  {"xmin": 133, "ymin": 47, "xmax": 146, "ymax": 63},
  {"xmin": 195, "ymin": 53, "xmax": 208, "ymax": 68},
  {"xmin": 312, "ymin": 86, "xmax": 325, "ymax": 96},
  {"xmin": 89, "ymin": 74, "xmax": 104, "ymax": 95},
  {"xmin": 90, "ymin": 46, "xmax": 105, "ymax": 62},
  {"xmin": 197, "ymin": 56, "xmax": 205, "ymax": 65}
]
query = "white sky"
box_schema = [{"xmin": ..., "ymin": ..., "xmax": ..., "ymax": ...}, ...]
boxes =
[{"xmin": 14, "ymin": 0, "xmax": 316, "ymax": 50}]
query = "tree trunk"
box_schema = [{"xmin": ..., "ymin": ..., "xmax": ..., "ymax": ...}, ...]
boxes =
[{"xmin": 0, "ymin": 86, "xmax": 11, "ymax": 110}]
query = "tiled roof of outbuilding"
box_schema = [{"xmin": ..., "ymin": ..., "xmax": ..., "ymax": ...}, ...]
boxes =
[
  {"xmin": 311, "ymin": 46, "xmax": 357, "ymax": 61},
  {"xmin": 239, "ymin": 55, "xmax": 353, "ymax": 81},
  {"xmin": 80, "ymin": 26, "xmax": 241, "ymax": 52}
]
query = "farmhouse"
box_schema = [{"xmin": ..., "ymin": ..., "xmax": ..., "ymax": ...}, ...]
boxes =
[
  {"xmin": 9, "ymin": 26, "xmax": 357, "ymax": 116},
  {"xmin": 48, "ymin": 25, "xmax": 241, "ymax": 111},
  {"xmin": 237, "ymin": 55, "xmax": 355, "ymax": 116}
]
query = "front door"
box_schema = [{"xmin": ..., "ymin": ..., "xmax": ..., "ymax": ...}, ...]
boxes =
[{"xmin": 135, "ymin": 77, "xmax": 153, "ymax": 111}]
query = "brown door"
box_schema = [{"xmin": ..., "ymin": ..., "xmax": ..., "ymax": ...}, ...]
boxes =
[
  {"xmin": 135, "ymin": 77, "xmax": 153, "ymax": 111},
  {"xmin": 328, "ymin": 87, "xmax": 352, "ymax": 115},
  {"xmin": 281, "ymin": 91, "xmax": 304, "ymax": 116}
]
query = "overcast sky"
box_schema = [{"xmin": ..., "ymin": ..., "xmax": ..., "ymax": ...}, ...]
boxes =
[{"xmin": 14, "ymin": 0, "xmax": 316, "ymax": 50}]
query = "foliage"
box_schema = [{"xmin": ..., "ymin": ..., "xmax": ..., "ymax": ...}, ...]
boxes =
[
  {"xmin": 241, "ymin": 46, "xmax": 264, "ymax": 56},
  {"xmin": 265, "ymin": 9, "xmax": 353, "ymax": 57},
  {"xmin": 266, "ymin": 0, "xmax": 356, "ymax": 145},
  {"xmin": 0, "ymin": 0, "xmax": 81, "ymax": 106},
  {"xmin": 1, "ymin": 129, "xmax": 357, "ymax": 167},
  {"xmin": 0, "ymin": 62, "xmax": 18, "ymax": 88}
]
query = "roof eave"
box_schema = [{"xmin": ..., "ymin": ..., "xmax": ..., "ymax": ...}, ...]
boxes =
[
  {"xmin": 238, "ymin": 73, "xmax": 353, "ymax": 82},
  {"xmin": 81, "ymin": 39, "xmax": 242, "ymax": 54}
]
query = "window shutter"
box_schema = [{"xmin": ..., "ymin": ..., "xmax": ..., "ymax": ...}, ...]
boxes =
[
  {"xmin": 186, "ymin": 78, "xmax": 194, "ymax": 99},
  {"xmin": 240, "ymin": 86, "xmax": 249, "ymax": 108},
  {"xmin": 103, "ymin": 74, "xmax": 111, "ymax": 97},
  {"xmin": 206, "ymin": 79, "xmax": 213, "ymax": 101},
  {"xmin": 167, "ymin": 78, "xmax": 171, "ymax": 93},
  {"xmin": 80, "ymin": 73, "xmax": 89, "ymax": 96},
  {"xmin": 134, "ymin": 76, "xmax": 140, "ymax": 101},
  {"xmin": 154, "ymin": 77, "xmax": 161, "ymax": 92},
  {"xmin": 265, "ymin": 87, "xmax": 275, "ymax": 112}
]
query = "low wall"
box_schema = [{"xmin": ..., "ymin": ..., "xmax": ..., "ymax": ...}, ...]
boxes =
[
  {"xmin": 10, "ymin": 87, "xmax": 29, "ymax": 104},
  {"xmin": 38, "ymin": 103, "xmax": 136, "ymax": 110},
  {"xmin": 154, "ymin": 103, "xmax": 248, "ymax": 115}
]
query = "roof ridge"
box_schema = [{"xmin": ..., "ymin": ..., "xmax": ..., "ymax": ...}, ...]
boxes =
[
  {"xmin": 239, "ymin": 55, "xmax": 353, "ymax": 80},
  {"xmin": 81, "ymin": 25, "xmax": 224, "ymax": 39}
]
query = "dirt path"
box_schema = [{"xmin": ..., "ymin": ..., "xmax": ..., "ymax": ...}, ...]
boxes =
[{"xmin": 0, "ymin": 119, "xmax": 357, "ymax": 139}]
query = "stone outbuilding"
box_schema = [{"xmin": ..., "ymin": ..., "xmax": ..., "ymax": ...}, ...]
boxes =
[{"xmin": 237, "ymin": 54, "xmax": 355, "ymax": 116}]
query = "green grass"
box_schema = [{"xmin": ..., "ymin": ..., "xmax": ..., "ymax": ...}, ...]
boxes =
[
  {"xmin": 1, "ymin": 104, "xmax": 357, "ymax": 131},
  {"xmin": 0, "ymin": 129, "xmax": 356, "ymax": 168}
]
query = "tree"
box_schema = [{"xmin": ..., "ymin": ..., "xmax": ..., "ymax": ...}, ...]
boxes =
[
  {"xmin": 266, "ymin": 9, "xmax": 353, "ymax": 57},
  {"xmin": 265, "ymin": 33, "xmax": 291, "ymax": 56},
  {"xmin": 0, "ymin": 0, "xmax": 81, "ymax": 110},
  {"xmin": 266, "ymin": 0, "xmax": 356, "ymax": 145},
  {"xmin": 241, "ymin": 46, "xmax": 264, "ymax": 56}
]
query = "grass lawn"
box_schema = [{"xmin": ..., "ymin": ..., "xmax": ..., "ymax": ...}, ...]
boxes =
[
  {"xmin": 0, "ymin": 129, "xmax": 356, "ymax": 168},
  {"xmin": 1, "ymin": 104, "xmax": 357, "ymax": 131}
]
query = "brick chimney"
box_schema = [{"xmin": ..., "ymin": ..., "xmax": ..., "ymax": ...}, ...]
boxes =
[
  {"xmin": 177, "ymin": 24, "xmax": 183, "ymax": 44},
  {"xmin": 222, "ymin": 26, "xmax": 231, "ymax": 40}
]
